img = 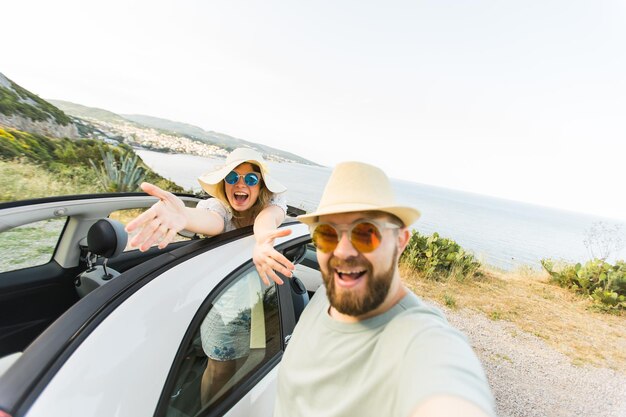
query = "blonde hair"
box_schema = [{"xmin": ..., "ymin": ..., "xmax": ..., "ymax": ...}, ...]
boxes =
[{"xmin": 215, "ymin": 164, "xmax": 274, "ymax": 229}]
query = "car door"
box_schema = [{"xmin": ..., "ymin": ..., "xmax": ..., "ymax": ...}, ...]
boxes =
[{"xmin": 1, "ymin": 222, "xmax": 311, "ymax": 417}]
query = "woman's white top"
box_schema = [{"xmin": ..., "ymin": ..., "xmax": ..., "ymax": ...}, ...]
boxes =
[{"xmin": 195, "ymin": 192, "xmax": 287, "ymax": 232}]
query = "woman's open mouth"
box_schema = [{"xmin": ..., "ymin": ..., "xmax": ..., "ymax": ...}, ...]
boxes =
[{"xmin": 233, "ymin": 191, "xmax": 249, "ymax": 204}]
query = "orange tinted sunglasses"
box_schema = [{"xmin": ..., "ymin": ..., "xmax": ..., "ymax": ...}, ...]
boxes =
[{"xmin": 310, "ymin": 220, "xmax": 400, "ymax": 253}]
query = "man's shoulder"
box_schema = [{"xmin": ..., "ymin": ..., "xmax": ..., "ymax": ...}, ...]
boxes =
[
  {"xmin": 384, "ymin": 291, "xmax": 458, "ymax": 338},
  {"xmin": 395, "ymin": 291, "xmax": 448, "ymax": 322}
]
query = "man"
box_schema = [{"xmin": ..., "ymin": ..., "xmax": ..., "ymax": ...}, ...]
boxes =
[{"xmin": 274, "ymin": 161, "xmax": 496, "ymax": 417}]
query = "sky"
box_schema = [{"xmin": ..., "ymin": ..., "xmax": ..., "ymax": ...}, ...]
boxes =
[{"xmin": 3, "ymin": 0, "xmax": 626, "ymax": 220}]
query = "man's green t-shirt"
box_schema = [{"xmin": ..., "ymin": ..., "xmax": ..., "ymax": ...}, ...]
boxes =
[{"xmin": 274, "ymin": 287, "xmax": 496, "ymax": 417}]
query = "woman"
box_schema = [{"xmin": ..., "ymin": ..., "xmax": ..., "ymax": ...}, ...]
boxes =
[
  {"xmin": 125, "ymin": 147, "xmax": 295, "ymax": 285},
  {"xmin": 126, "ymin": 148, "xmax": 296, "ymax": 404}
]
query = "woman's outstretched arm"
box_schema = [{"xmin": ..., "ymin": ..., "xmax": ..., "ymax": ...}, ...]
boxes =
[{"xmin": 126, "ymin": 182, "xmax": 225, "ymax": 251}]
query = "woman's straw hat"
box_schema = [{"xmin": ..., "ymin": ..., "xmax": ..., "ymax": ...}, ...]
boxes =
[
  {"xmin": 197, "ymin": 148, "xmax": 286, "ymax": 200},
  {"xmin": 297, "ymin": 161, "xmax": 420, "ymax": 226}
]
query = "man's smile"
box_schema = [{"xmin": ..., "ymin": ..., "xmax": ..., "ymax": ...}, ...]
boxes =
[{"xmin": 334, "ymin": 266, "xmax": 368, "ymax": 288}]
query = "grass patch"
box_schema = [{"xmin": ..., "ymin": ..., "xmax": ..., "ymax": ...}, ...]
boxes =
[
  {"xmin": 489, "ymin": 311, "xmax": 502, "ymax": 321},
  {"xmin": 0, "ymin": 218, "xmax": 66, "ymax": 272},
  {"xmin": 443, "ymin": 294, "xmax": 457, "ymax": 309},
  {"xmin": 492, "ymin": 353, "xmax": 512, "ymax": 363},
  {"xmin": 400, "ymin": 262, "xmax": 626, "ymax": 373},
  {"xmin": 0, "ymin": 159, "xmax": 96, "ymax": 201}
]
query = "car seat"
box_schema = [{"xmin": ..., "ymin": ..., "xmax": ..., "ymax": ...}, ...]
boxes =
[{"xmin": 75, "ymin": 219, "xmax": 128, "ymax": 298}]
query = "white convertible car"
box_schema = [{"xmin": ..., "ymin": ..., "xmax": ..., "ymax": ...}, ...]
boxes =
[{"xmin": 0, "ymin": 193, "xmax": 321, "ymax": 417}]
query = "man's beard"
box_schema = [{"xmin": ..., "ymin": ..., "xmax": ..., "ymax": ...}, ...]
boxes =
[{"xmin": 322, "ymin": 247, "xmax": 397, "ymax": 317}]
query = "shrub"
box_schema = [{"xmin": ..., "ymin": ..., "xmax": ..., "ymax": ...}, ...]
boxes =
[
  {"xmin": 401, "ymin": 231, "xmax": 481, "ymax": 281},
  {"xmin": 541, "ymin": 258, "xmax": 626, "ymax": 311},
  {"xmin": 443, "ymin": 294, "xmax": 457, "ymax": 308}
]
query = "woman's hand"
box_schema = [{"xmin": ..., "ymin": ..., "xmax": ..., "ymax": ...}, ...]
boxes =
[
  {"xmin": 253, "ymin": 228, "xmax": 295, "ymax": 285},
  {"xmin": 125, "ymin": 182, "xmax": 188, "ymax": 251}
]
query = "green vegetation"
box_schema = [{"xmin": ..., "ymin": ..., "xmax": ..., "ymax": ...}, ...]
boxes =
[
  {"xmin": 398, "ymin": 227, "xmax": 625, "ymax": 314},
  {"xmin": 400, "ymin": 231, "xmax": 481, "ymax": 281},
  {"xmin": 0, "ymin": 159, "xmax": 94, "ymax": 201},
  {"xmin": 442, "ymin": 293, "xmax": 457, "ymax": 308},
  {"xmin": 90, "ymin": 149, "xmax": 146, "ymax": 192},
  {"xmin": 541, "ymin": 258, "xmax": 626, "ymax": 312},
  {"xmin": 489, "ymin": 310, "xmax": 502, "ymax": 321},
  {"xmin": 0, "ymin": 83, "xmax": 71, "ymax": 125},
  {"xmin": 0, "ymin": 127, "xmax": 185, "ymax": 201},
  {"xmin": 1, "ymin": 126, "xmax": 100, "ymax": 166}
]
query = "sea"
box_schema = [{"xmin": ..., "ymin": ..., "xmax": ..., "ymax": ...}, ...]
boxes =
[{"xmin": 136, "ymin": 149, "xmax": 626, "ymax": 271}]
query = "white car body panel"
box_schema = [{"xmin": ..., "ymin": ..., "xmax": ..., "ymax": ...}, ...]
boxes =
[{"xmin": 25, "ymin": 224, "xmax": 308, "ymax": 417}]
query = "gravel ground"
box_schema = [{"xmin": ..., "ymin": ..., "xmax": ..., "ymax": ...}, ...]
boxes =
[{"xmin": 442, "ymin": 306, "xmax": 626, "ymax": 417}]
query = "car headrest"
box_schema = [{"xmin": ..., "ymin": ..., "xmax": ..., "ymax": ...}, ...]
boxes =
[{"xmin": 87, "ymin": 219, "xmax": 128, "ymax": 259}]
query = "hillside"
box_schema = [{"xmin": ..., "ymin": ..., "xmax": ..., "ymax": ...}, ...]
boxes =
[
  {"xmin": 0, "ymin": 75, "xmax": 316, "ymax": 165},
  {"xmin": 2, "ymin": 75, "xmax": 318, "ymax": 180},
  {"xmin": 48, "ymin": 99, "xmax": 130, "ymax": 124},
  {"xmin": 121, "ymin": 114, "xmax": 237, "ymax": 146},
  {"xmin": 51, "ymin": 100, "xmax": 318, "ymax": 165},
  {"xmin": 0, "ymin": 73, "xmax": 78, "ymax": 138}
]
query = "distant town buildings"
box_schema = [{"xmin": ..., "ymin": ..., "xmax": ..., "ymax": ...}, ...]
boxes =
[
  {"xmin": 83, "ymin": 119, "xmax": 230, "ymax": 158},
  {"xmin": 79, "ymin": 118, "xmax": 300, "ymax": 163}
]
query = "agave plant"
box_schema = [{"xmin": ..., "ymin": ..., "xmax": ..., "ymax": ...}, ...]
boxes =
[{"xmin": 90, "ymin": 149, "xmax": 146, "ymax": 192}]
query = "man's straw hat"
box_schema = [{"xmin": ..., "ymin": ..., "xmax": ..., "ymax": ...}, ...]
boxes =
[
  {"xmin": 297, "ymin": 161, "xmax": 420, "ymax": 226},
  {"xmin": 197, "ymin": 148, "xmax": 286, "ymax": 201}
]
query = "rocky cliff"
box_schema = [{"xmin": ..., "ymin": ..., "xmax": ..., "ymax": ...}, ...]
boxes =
[{"xmin": 0, "ymin": 73, "xmax": 79, "ymax": 138}]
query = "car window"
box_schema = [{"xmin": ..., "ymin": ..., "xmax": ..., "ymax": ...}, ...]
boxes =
[
  {"xmin": 109, "ymin": 208, "xmax": 192, "ymax": 251},
  {"xmin": 164, "ymin": 266, "xmax": 281, "ymax": 417},
  {"xmin": 0, "ymin": 218, "xmax": 67, "ymax": 273}
]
